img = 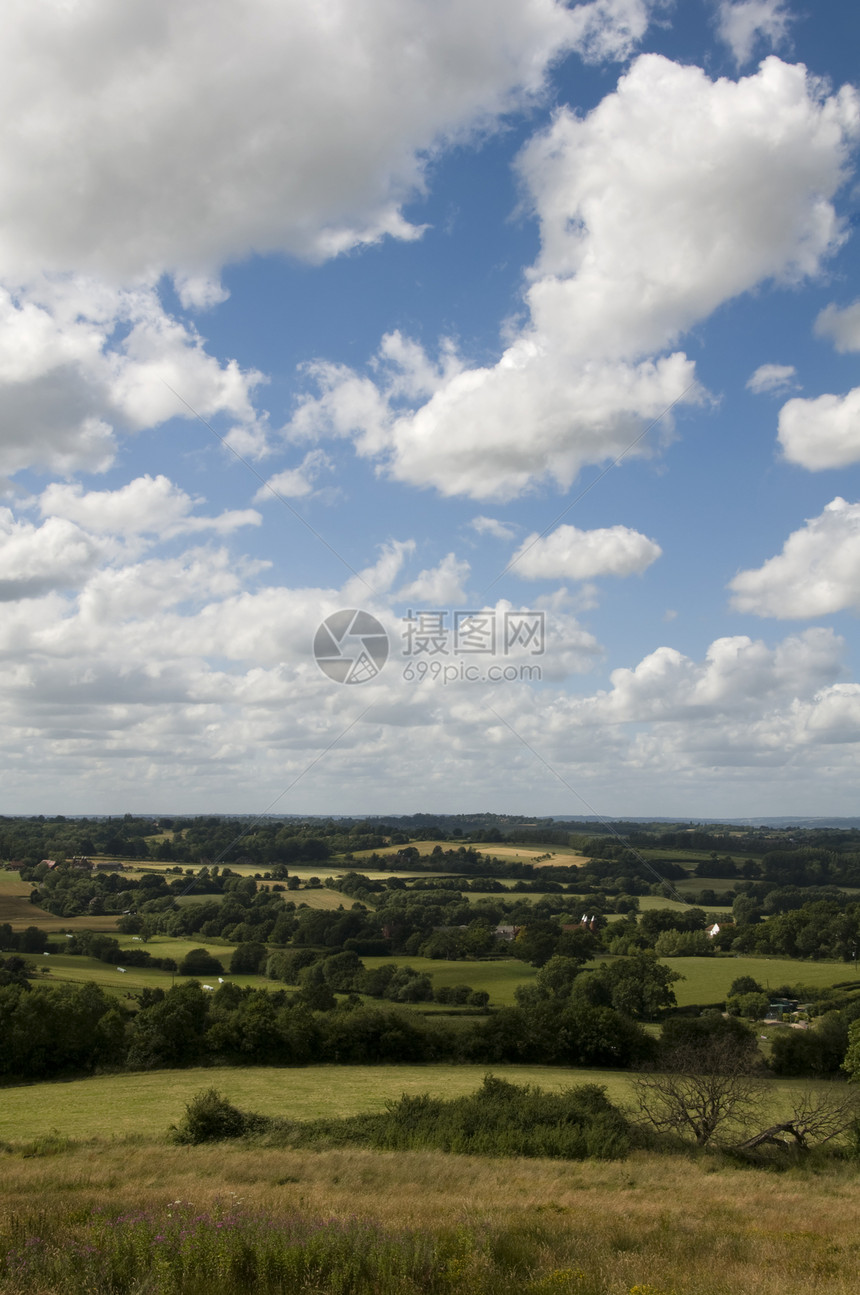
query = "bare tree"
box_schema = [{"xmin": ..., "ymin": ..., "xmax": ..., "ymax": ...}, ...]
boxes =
[
  {"xmin": 632, "ymin": 1034, "xmax": 764, "ymax": 1147},
  {"xmin": 737, "ymin": 1085, "xmax": 860, "ymax": 1153}
]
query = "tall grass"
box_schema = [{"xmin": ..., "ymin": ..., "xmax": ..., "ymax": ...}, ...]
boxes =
[
  {"xmin": 2, "ymin": 1140, "xmax": 860, "ymax": 1294},
  {"xmin": 4, "ymin": 1199, "xmax": 543, "ymax": 1295}
]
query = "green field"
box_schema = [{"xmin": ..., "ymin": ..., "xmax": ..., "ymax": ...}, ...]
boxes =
[
  {"xmin": 360, "ymin": 955, "xmax": 536, "ymax": 1004},
  {"xmin": 668, "ymin": 955, "xmax": 858, "ymax": 1005},
  {"xmin": 25, "ymin": 932, "xmax": 860, "ymax": 1009},
  {"xmin": 0, "ymin": 1062, "xmax": 823, "ymax": 1145},
  {"xmin": 636, "ymin": 893, "xmax": 733, "ymax": 913},
  {"xmin": 24, "ymin": 945, "xmax": 538, "ymax": 1003}
]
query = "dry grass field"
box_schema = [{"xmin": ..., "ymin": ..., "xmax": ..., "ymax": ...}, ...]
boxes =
[{"xmin": 2, "ymin": 1133, "xmax": 859, "ymax": 1293}]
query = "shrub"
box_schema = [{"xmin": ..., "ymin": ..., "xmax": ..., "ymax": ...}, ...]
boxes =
[
  {"xmin": 282, "ymin": 1075, "xmax": 632, "ymax": 1160},
  {"xmin": 170, "ymin": 1088, "xmax": 270, "ymax": 1144}
]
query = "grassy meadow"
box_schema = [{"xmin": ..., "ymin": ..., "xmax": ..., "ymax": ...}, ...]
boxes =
[
  {"xmin": 0, "ymin": 1062, "xmax": 838, "ymax": 1146},
  {"xmin": 3, "ymin": 1089, "xmax": 860, "ymax": 1293},
  {"xmin": 668, "ymin": 955, "xmax": 858, "ymax": 1006},
  {"xmin": 360, "ymin": 955, "xmax": 537, "ymax": 1004},
  {"xmin": 20, "ymin": 944, "xmax": 541, "ymax": 1002},
  {"xmin": 0, "ymin": 1064, "xmax": 636, "ymax": 1143}
]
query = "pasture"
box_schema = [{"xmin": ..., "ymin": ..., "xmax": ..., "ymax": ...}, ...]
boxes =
[
  {"xmin": 359, "ymin": 955, "xmax": 536, "ymax": 1004},
  {"xmin": 669, "ymin": 954, "xmax": 858, "ymax": 1006},
  {"xmin": 0, "ymin": 1062, "xmax": 833, "ymax": 1146},
  {"xmin": 0, "ymin": 1063, "xmax": 631, "ymax": 1143},
  {"xmin": 636, "ymin": 893, "xmax": 733, "ymax": 913}
]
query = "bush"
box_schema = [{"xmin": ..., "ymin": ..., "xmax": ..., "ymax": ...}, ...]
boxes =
[
  {"xmin": 276, "ymin": 1075, "xmax": 631, "ymax": 1160},
  {"xmin": 170, "ymin": 1088, "xmax": 270, "ymax": 1144}
]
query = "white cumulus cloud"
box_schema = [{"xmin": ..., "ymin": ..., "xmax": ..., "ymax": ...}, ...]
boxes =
[
  {"xmin": 747, "ymin": 363, "xmax": 798, "ymax": 394},
  {"xmin": 290, "ymin": 56, "xmax": 857, "ymax": 500},
  {"xmin": 729, "ymin": 497, "xmax": 860, "ymax": 617},
  {"xmin": 0, "ymin": 0, "xmax": 656, "ymax": 480},
  {"xmin": 396, "ymin": 553, "xmax": 471, "ymax": 605},
  {"xmin": 0, "ymin": 0, "xmax": 630, "ymax": 285},
  {"xmin": 0, "ymin": 512, "xmax": 105, "ymax": 601},
  {"xmin": 778, "ymin": 388, "xmax": 860, "ymax": 470},
  {"xmin": 511, "ymin": 523, "xmax": 661, "ymax": 580},
  {"xmin": 0, "ymin": 279, "xmax": 268, "ymax": 477},
  {"xmin": 255, "ymin": 451, "xmax": 334, "ymax": 502},
  {"xmin": 815, "ymin": 299, "xmax": 860, "ymax": 353},
  {"xmin": 470, "ymin": 516, "xmax": 518, "ymax": 541},
  {"xmin": 715, "ymin": 1, "xmax": 793, "ymax": 66},
  {"xmin": 40, "ymin": 475, "xmax": 260, "ymax": 539}
]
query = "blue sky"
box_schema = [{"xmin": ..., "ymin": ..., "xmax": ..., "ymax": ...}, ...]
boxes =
[{"xmin": 2, "ymin": 0, "xmax": 860, "ymax": 818}]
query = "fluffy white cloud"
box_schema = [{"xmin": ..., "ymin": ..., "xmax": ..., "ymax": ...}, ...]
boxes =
[
  {"xmin": 291, "ymin": 56, "xmax": 857, "ymax": 499},
  {"xmin": 521, "ymin": 56, "xmax": 856, "ymax": 353},
  {"xmin": 511, "ymin": 523, "xmax": 661, "ymax": 580},
  {"xmin": 565, "ymin": 0, "xmax": 652, "ymax": 64},
  {"xmin": 815, "ymin": 299, "xmax": 860, "ymax": 353},
  {"xmin": 0, "ymin": 512, "xmax": 105, "ymax": 600},
  {"xmin": 470, "ymin": 516, "xmax": 518, "ymax": 541},
  {"xmin": 254, "ymin": 451, "xmax": 333, "ymax": 502},
  {"xmin": 0, "ymin": 501, "xmax": 857, "ymax": 811},
  {"xmin": 455, "ymin": 627, "xmax": 860, "ymax": 806},
  {"xmin": 40, "ymin": 475, "xmax": 260, "ymax": 539},
  {"xmin": 0, "ymin": 1, "xmax": 658, "ymax": 480},
  {"xmin": 586, "ymin": 629, "xmax": 842, "ymax": 720},
  {"xmin": 777, "ymin": 387, "xmax": 860, "ymax": 470},
  {"xmin": 396, "ymin": 553, "xmax": 471, "ymax": 604},
  {"xmin": 0, "ymin": 279, "xmax": 267, "ymax": 476},
  {"xmin": 747, "ymin": 363, "xmax": 798, "ymax": 394},
  {"xmin": 76, "ymin": 548, "xmax": 266, "ymax": 623},
  {"xmin": 0, "ymin": 0, "xmax": 642, "ymax": 285},
  {"xmin": 729, "ymin": 497, "xmax": 860, "ymax": 618},
  {"xmin": 775, "ymin": 298, "xmax": 860, "ymax": 468},
  {"xmin": 715, "ymin": 1, "xmax": 793, "ymax": 66}
]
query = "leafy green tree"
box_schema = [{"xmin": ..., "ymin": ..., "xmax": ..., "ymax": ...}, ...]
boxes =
[
  {"xmin": 127, "ymin": 982, "xmax": 210, "ymax": 1068},
  {"xmin": 229, "ymin": 941, "xmax": 267, "ymax": 974},
  {"xmin": 512, "ymin": 920, "xmax": 562, "ymax": 967},
  {"xmin": 732, "ymin": 894, "xmax": 762, "ymax": 927},
  {"xmin": 573, "ymin": 952, "xmax": 680, "ymax": 1020},
  {"xmin": 178, "ymin": 947, "xmax": 224, "ymax": 976},
  {"xmin": 841, "ymin": 1018, "xmax": 860, "ymax": 1082},
  {"xmin": 729, "ymin": 975, "xmax": 763, "ymax": 996},
  {"xmin": 298, "ymin": 962, "xmax": 337, "ymax": 1011},
  {"xmin": 654, "ymin": 929, "xmax": 712, "ymax": 957},
  {"xmin": 726, "ymin": 991, "xmax": 769, "ymax": 1019},
  {"xmin": 517, "ymin": 955, "xmax": 582, "ymax": 1005},
  {"xmin": 322, "ymin": 949, "xmax": 364, "ymax": 991}
]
